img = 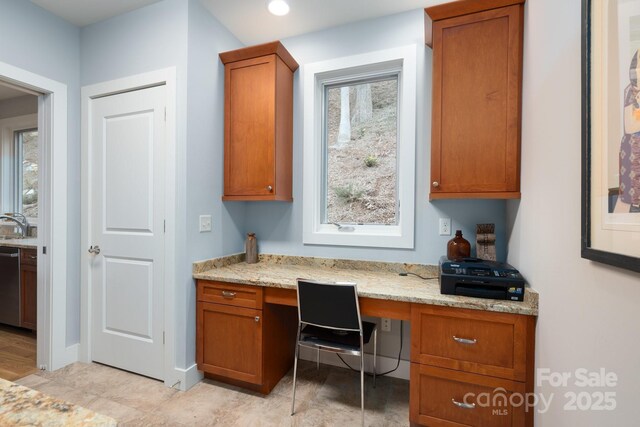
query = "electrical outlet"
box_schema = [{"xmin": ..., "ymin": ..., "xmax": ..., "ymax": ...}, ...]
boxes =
[
  {"xmin": 381, "ymin": 318, "xmax": 391, "ymax": 332},
  {"xmin": 199, "ymin": 215, "xmax": 212, "ymax": 232},
  {"xmin": 439, "ymin": 218, "xmax": 451, "ymax": 236}
]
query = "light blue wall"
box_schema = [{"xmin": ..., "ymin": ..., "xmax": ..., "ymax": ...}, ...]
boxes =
[
  {"xmin": 184, "ymin": 0, "xmax": 245, "ymax": 368},
  {"xmin": 0, "ymin": 0, "xmax": 81, "ymax": 346},
  {"xmin": 243, "ymin": 9, "xmax": 507, "ymax": 265},
  {"xmin": 80, "ymin": 0, "xmax": 192, "ymax": 368}
]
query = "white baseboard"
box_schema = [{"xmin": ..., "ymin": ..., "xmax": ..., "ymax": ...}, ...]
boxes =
[
  {"xmin": 171, "ymin": 363, "xmax": 203, "ymax": 391},
  {"xmin": 299, "ymin": 347, "xmax": 410, "ymax": 381}
]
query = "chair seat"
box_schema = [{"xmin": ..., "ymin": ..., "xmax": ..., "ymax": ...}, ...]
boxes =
[{"xmin": 300, "ymin": 322, "xmax": 376, "ymax": 352}]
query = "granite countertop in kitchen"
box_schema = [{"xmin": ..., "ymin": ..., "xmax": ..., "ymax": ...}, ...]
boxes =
[
  {"xmin": 0, "ymin": 378, "xmax": 116, "ymax": 426},
  {"xmin": 0, "ymin": 237, "xmax": 37, "ymax": 249},
  {"xmin": 193, "ymin": 254, "xmax": 538, "ymax": 316}
]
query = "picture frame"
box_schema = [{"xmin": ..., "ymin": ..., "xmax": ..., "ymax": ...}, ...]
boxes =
[{"xmin": 582, "ymin": 0, "xmax": 640, "ymax": 273}]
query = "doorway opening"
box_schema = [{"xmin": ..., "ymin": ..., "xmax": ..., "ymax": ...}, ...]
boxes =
[{"xmin": 0, "ymin": 81, "xmax": 40, "ymax": 380}]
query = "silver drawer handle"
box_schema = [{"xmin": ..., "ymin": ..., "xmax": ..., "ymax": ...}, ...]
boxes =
[
  {"xmin": 452, "ymin": 398, "xmax": 476, "ymax": 409},
  {"xmin": 222, "ymin": 291, "xmax": 236, "ymax": 299},
  {"xmin": 453, "ymin": 336, "xmax": 477, "ymax": 345}
]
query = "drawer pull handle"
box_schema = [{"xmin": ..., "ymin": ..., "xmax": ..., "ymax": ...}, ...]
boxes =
[
  {"xmin": 453, "ymin": 336, "xmax": 477, "ymax": 345},
  {"xmin": 452, "ymin": 399, "xmax": 476, "ymax": 410},
  {"xmin": 222, "ymin": 291, "xmax": 236, "ymax": 299}
]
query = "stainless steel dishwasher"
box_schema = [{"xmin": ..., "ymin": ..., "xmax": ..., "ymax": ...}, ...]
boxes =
[{"xmin": 0, "ymin": 246, "xmax": 20, "ymax": 327}]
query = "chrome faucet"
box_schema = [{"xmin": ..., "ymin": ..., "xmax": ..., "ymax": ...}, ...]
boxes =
[{"xmin": 0, "ymin": 213, "xmax": 29, "ymax": 238}]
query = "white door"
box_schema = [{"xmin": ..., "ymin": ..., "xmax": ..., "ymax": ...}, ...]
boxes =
[{"xmin": 89, "ymin": 85, "xmax": 166, "ymax": 379}]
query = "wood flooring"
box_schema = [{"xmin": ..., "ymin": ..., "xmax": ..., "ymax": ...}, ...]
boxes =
[{"xmin": 0, "ymin": 324, "xmax": 37, "ymax": 381}]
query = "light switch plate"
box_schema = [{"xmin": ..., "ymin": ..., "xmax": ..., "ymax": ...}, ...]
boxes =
[
  {"xmin": 199, "ymin": 215, "xmax": 212, "ymax": 232},
  {"xmin": 381, "ymin": 318, "xmax": 391, "ymax": 332},
  {"xmin": 439, "ymin": 218, "xmax": 451, "ymax": 236}
]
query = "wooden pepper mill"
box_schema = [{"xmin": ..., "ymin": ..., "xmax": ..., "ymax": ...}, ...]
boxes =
[{"xmin": 245, "ymin": 233, "xmax": 258, "ymax": 264}]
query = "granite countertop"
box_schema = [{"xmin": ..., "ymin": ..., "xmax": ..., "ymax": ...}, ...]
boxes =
[
  {"xmin": 193, "ymin": 254, "xmax": 539, "ymax": 316},
  {"xmin": 0, "ymin": 237, "xmax": 37, "ymax": 249},
  {"xmin": 0, "ymin": 378, "xmax": 116, "ymax": 426}
]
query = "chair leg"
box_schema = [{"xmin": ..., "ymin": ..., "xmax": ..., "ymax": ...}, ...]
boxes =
[
  {"xmin": 373, "ymin": 328, "xmax": 377, "ymax": 388},
  {"xmin": 291, "ymin": 328, "xmax": 301, "ymax": 416},
  {"xmin": 360, "ymin": 336, "xmax": 365, "ymax": 427}
]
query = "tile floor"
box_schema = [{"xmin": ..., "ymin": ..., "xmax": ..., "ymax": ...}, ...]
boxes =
[
  {"xmin": 15, "ymin": 360, "xmax": 409, "ymax": 426},
  {"xmin": 0, "ymin": 325, "xmax": 37, "ymax": 381}
]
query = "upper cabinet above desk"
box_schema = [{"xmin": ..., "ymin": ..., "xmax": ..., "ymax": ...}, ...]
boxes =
[
  {"xmin": 220, "ymin": 41, "xmax": 299, "ymax": 201},
  {"xmin": 425, "ymin": 0, "xmax": 525, "ymax": 200}
]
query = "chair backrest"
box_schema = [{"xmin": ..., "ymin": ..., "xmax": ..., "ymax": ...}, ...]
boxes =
[{"xmin": 296, "ymin": 279, "xmax": 362, "ymax": 331}]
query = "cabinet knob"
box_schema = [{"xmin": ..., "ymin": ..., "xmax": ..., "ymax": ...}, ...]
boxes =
[
  {"xmin": 255, "ymin": 316, "xmax": 260, "ymax": 322},
  {"xmin": 266, "ymin": 185, "xmax": 273, "ymax": 192},
  {"xmin": 432, "ymin": 181, "xmax": 440, "ymax": 188}
]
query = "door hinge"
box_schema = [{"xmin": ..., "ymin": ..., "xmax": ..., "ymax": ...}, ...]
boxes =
[{"xmin": 43, "ymin": 246, "xmax": 47, "ymax": 255}]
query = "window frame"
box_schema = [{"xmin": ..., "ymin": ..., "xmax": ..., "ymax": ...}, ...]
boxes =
[
  {"xmin": 0, "ymin": 114, "xmax": 37, "ymax": 222},
  {"xmin": 303, "ymin": 46, "xmax": 417, "ymax": 249}
]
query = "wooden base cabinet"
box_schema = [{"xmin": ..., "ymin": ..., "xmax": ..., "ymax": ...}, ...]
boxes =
[
  {"xmin": 425, "ymin": 0, "xmax": 525, "ymax": 200},
  {"xmin": 196, "ymin": 280, "xmax": 297, "ymax": 394},
  {"xmin": 20, "ymin": 248, "xmax": 37, "ymax": 331},
  {"xmin": 410, "ymin": 305, "xmax": 535, "ymax": 426}
]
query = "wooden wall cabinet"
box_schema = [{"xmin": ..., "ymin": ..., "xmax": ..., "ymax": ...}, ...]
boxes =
[
  {"xmin": 20, "ymin": 248, "xmax": 37, "ymax": 331},
  {"xmin": 410, "ymin": 305, "xmax": 535, "ymax": 427},
  {"xmin": 219, "ymin": 42, "xmax": 299, "ymax": 201},
  {"xmin": 425, "ymin": 0, "xmax": 525, "ymax": 200},
  {"xmin": 196, "ymin": 280, "xmax": 297, "ymax": 394}
]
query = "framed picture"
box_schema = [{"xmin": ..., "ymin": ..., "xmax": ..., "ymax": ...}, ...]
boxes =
[{"xmin": 582, "ymin": 0, "xmax": 640, "ymax": 273}]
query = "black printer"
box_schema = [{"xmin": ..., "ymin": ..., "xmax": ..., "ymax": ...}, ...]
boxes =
[{"xmin": 439, "ymin": 256, "xmax": 525, "ymax": 302}]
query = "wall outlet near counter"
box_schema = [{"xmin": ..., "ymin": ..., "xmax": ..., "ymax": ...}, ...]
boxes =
[
  {"xmin": 439, "ymin": 218, "xmax": 451, "ymax": 236},
  {"xmin": 381, "ymin": 318, "xmax": 391, "ymax": 332},
  {"xmin": 199, "ymin": 215, "xmax": 212, "ymax": 232}
]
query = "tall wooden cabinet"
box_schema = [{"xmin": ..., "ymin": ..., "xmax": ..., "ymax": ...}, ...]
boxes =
[
  {"xmin": 20, "ymin": 248, "xmax": 37, "ymax": 331},
  {"xmin": 426, "ymin": 0, "xmax": 525, "ymax": 200},
  {"xmin": 220, "ymin": 42, "xmax": 299, "ymax": 201}
]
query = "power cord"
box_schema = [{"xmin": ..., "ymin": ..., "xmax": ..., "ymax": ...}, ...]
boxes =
[
  {"xmin": 399, "ymin": 272, "xmax": 437, "ymax": 280},
  {"xmin": 335, "ymin": 320, "xmax": 403, "ymax": 377}
]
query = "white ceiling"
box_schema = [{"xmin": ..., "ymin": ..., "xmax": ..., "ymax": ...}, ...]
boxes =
[
  {"xmin": 30, "ymin": 0, "xmax": 162, "ymax": 27},
  {"xmin": 0, "ymin": 84, "xmax": 32, "ymax": 102},
  {"xmin": 202, "ymin": 0, "xmax": 441, "ymax": 45},
  {"xmin": 29, "ymin": 0, "xmax": 442, "ymax": 44}
]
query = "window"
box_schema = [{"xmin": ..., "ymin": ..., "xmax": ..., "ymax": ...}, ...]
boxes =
[
  {"xmin": 303, "ymin": 46, "xmax": 416, "ymax": 248},
  {"xmin": 0, "ymin": 114, "xmax": 38, "ymax": 221},
  {"xmin": 15, "ymin": 129, "xmax": 38, "ymax": 218}
]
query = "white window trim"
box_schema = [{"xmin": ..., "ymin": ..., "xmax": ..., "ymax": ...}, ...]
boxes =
[
  {"xmin": 0, "ymin": 113, "xmax": 37, "ymax": 222},
  {"xmin": 303, "ymin": 45, "xmax": 417, "ymax": 249}
]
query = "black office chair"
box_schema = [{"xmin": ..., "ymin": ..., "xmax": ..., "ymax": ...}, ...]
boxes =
[{"xmin": 291, "ymin": 279, "xmax": 377, "ymax": 426}]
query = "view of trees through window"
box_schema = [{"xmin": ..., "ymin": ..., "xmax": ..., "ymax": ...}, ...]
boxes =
[
  {"xmin": 18, "ymin": 129, "xmax": 38, "ymax": 218},
  {"xmin": 324, "ymin": 77, "xmax": 398, "ymax": 225}
]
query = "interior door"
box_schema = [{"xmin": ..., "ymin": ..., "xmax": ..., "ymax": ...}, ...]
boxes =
[{"xmin": 89, "ymin": 85, "xmax": 166, "ymax": 380}]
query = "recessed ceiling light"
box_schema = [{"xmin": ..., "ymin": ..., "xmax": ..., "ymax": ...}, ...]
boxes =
[{"xmin": 267, "ymin": 0, "xmax": 290, "ymax": 16}]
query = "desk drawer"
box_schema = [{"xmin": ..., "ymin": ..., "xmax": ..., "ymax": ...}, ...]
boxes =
[
  {"xmin": 197, "ymin": 281, "xmax": 263, "ymax": 309},
  {"xmin": 410, "ymin": 364, "xmax": 526, "ymax": 427},
  {"xmin": 411, "ymin": 305, "xmax": 529, "ymax": 381}
]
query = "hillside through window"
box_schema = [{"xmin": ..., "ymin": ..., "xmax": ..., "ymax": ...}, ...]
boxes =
[{"xmin": 323, "ymin": 76, "xmax": 399, "ymax": 226}]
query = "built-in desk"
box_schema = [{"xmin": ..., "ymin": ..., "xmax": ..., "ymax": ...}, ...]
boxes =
[{"xmin": 193, "ymin": 254, "xmax": 538, "ymax": 426}]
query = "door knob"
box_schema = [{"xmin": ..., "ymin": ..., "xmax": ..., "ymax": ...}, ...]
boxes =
[{"xmin": 88, "ymin": 245, "xmax": 101, "ymax": 255}]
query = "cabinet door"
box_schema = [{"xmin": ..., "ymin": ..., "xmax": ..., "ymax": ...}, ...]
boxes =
[
  {"xmin": 224, "ymin": 55, "xmax": 276, "ymax": 197},
  {"xmin": 431, "ymin": 5, "xmax": 522, "ymax": 198},
  {"xmin": 197, "ymin": 301, "xmax": 263, "ymax": 385},
  {"xmin": 20, "ymin": 263, "xmax": 37, "ymax": 330}
]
